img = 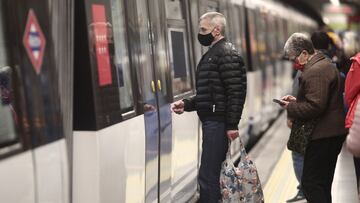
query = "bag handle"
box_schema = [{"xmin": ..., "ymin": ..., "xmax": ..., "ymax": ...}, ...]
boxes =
[{"xmin": 225, "ymin": 140, "xmax": 235, "ymax": 168}]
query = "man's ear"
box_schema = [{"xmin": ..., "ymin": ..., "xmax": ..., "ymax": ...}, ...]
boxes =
[
  {"xmin": 303, "ymin": 50, "xmax": 309, "ymax": 56},
  {"xmin": 214, "ymin": 26, "xmax": 221, "ymax": 36}
]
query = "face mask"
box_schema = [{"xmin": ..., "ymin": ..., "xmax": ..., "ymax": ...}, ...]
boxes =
[
  {"xmin": 198, "ymin": 31, "xmax": 214, "ymax": 46},
  {"xmin": 294, "ymin": 58, "xmax": 305, "ymax": 71}
]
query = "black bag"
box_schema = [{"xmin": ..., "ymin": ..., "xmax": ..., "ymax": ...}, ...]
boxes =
[{"xmin": 287, "ymin": 119, "xmax": 317, "ymax": 155}]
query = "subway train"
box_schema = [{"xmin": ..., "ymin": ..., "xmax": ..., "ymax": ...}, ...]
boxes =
[{"xmin": 0, "ymin": 0, "xmax": 316, "ymax": 202}]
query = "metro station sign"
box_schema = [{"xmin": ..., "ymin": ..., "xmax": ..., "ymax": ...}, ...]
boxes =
[{"xmin": 23, "ymin": 9, "xmax": 46, "ymax": 75}]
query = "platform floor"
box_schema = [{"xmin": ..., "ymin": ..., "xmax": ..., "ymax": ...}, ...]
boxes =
[{"xmin": 250, "ymin": 112, "xmax": 359, "ymax": 203}]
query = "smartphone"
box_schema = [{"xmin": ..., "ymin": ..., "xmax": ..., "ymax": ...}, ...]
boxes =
[{"xmin": 273, "ymin": 99, "xmax": 284, "ymax": 105}]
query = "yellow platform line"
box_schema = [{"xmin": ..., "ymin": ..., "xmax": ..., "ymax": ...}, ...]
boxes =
[{"xmin": 264, "ymin": 148, "xmax": 299, "ymax": 203}]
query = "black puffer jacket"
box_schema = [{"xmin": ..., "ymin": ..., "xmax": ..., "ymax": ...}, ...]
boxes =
[{"xmin": 183, "ymin": 38, "xmax": 247, "ymax": 130}]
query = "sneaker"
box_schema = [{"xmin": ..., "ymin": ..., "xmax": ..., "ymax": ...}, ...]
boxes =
[{"xmin": 286, "ymin": 191, "xmax": 307, "ymax": 203}]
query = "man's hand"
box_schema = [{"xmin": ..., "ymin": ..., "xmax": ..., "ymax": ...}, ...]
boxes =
[
  {"xmin": 281, "ymin": 95, "xmax": 297, "ymax": 102},
  {"xmin": 287, "ymin": 119, "xmax": 293, "ymax": 128},
  {"xmin": 171, "ymin": 100, "xmax": 185, "ymax": 114},
  {"xmin": 227, "ymin": 130, "xmax": 239, "ymax": 140},
  {"xmin": 279, "ymin": 95, "xmax": 296, "ymax": 109}
]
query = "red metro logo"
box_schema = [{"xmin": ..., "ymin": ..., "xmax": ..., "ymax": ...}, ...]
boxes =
[{"xmin": 23, "ymin": 9, "xmax": 46, "ymax": 75}]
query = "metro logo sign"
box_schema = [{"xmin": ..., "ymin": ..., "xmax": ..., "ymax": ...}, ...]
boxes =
[{"xmin": 23, "ymin": 9, "xmax": 46, "ymax": 75}]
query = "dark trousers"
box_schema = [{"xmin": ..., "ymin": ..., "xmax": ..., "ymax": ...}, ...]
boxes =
[
  {"xmin": 302, "ymin": 136, "xmax": 345, "ymax": 203},
  {"xmin": 198, "ymin": 121, "xmax": 228, "ymax": 203}
]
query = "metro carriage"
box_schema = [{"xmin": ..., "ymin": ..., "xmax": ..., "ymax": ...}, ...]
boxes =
[{"xmin": 0, "ymin": 0, "xmax": 316, "ymax": 202}]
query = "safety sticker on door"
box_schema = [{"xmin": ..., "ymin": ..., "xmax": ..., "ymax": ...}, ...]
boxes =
[{"xmin": 23, "ymin": 9, "xmax": 46, "ymax": 75}]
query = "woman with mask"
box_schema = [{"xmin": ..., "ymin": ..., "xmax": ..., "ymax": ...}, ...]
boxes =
[{"xmin": 280, "ymin": 33, "xmax": 346, "ymax": 203}]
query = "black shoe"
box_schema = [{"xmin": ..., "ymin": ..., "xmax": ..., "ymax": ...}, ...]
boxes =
[{"xmin": 286, "ymin": 191, "xmax": 306, "ymax": 203}]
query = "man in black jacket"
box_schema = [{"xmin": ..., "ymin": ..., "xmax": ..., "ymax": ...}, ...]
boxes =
[{"xmin": 171, "ymin": 12, "xmax": 247, "ymax": 203}]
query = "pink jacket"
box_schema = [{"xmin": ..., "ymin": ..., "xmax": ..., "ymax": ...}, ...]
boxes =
[{"xmin": 345, "ymin": 53, "xmax": 360, "ymax": 129}]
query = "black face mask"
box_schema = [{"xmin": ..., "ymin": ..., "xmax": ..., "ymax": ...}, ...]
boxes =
[{"xmin": 198, "ymin": 32, "xmax": 214, "ymax": 46}]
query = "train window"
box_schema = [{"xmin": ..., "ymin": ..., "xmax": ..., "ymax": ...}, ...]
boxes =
[
  {"xmin": 239, "ymin": 6, "xmax": 248, "ymax": 66},
  {"xmin": 133, "ymin": 0, "xmax": 158, "ymax": 104},
  {"xmin": 247, "ymin": 9, "xmax": 260, "ymax": 71},
  {"xmin": 231, "ymin": 5, "xmax": 248, "ymax": 69},
  {"xmin": 0, "ymin": 67, "xmax": 18, "ymax": 148},
  {"xmin": 282, "ymin": 19, "xmax": 288, "ymax": 40},
  {"xmin": 165, "ymin": 0, "xmax": 193, "ymax": 98},
  {"xmin": 110, "ymin": 0, "xmax": 134, "ymax": 113},
  {"xmin": 165, "ymin": 0, "xmax": 184, "ymax": 20},
  {"xmin": 0, "ymin": 7, "xmax": 20, "ymax": 151},
  {"xmin": 257, "ymin": 10, "xmax": 268, "ymax": 67},
  {"xmin": 266, "ymin": 14, "xmax": 277, "ymax": 60},
  {"xmin": 206, "ymin": 0, "xmax": 219, "ymax": 12},
  {"xmin": 276, "ymin": 17, "xmax": 285, "ymax": 55},
  {"xmin": 0, "ymin": 22, "xmax": 7, "ymax": 67},
  {"xmin": 168, "ymin": 28, "xmax": 192, "ymax": 97}
]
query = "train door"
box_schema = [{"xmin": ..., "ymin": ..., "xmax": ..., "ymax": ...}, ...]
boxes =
[
  {"xmin": 138, "ymin": 0, "xmax": 173, "ymax": 202},
  {"xmin": 163, "ymin": 0, "xmax": 201, "ymax": 202},
  {"xmin": 135, "ymin": 0, "xmax": 199, "ymax": 202},
  {"xmin": 0, "ymin": 1, "xmax": 72, "ymax": 203}
]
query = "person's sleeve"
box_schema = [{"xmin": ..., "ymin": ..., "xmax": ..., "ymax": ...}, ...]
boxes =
[
  {"xmin": 287, "ymin": 72, "xmax": 330, "ymax": 120},
  {"xmin": 218, "ymin": 48, "xmax": 247, "ymax": 130},
  {"xmin": 345, "ymin": 61, "xmax": 360, "ymax": 106},
  {"xmin": 183, "ymin": 97, "xmax": 196, "ymax": 112}
]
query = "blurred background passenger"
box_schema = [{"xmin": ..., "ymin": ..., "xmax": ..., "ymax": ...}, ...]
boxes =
[{"xmin": 311, "ymin": 31, "xmax": 333, "ymax": 58}]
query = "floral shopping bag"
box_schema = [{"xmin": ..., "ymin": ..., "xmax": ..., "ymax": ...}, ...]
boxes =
[{"xmin": 220, "ymin": 141, "xmax": 264, "ymax": 203}]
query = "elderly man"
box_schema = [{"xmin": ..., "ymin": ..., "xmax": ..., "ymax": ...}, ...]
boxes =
[
  {"xmin": 280, "ymin": 33, "xmax": 346, "ymax": 203},
  {"xmin": 171, "ymin": 12, "xmax": 247, "ymax": 202}
]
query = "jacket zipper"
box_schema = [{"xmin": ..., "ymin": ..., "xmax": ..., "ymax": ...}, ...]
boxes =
[{"xmin": 209, "ymin": 82, "xmax": 216, "ymax": 112}]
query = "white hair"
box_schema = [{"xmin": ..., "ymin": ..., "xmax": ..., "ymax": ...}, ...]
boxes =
[
  {"xmin": 200, "ymin": 12, "xmax": 226, "ymax": 35},
  {"xmin": 284, "ymin": 32, "xmax": 314, "ymax": 57}
]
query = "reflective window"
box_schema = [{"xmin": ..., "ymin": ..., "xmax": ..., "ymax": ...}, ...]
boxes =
[
  {"xmin": 247, "ymin": 10, "xmax": 260, "ymax": 71},
  {"xmin": 257, "ymin": 10, "xmax": 269, "ymax": 67},
  {"xmin": 0, "ymin": 3, "xmax": 18, "ymax": 148},
  {"xmin": 0, "ymin": 13, "xmax": 7, "ymax": 67},
  {"xmin": 110, "ymin": 0, "xmax": 134, "ymax": 113},
  {"xmin": 230, "ymin": 5, "xmax": 248, "ymax": 69},
  {"xmin": 87, "ymin": 1, "xmax": 135, "ymax": 116},
  {"xmin": 0, "ymin": 66, "xmax": 17, "ymax": 147},
  {"xmin": 275, "ymin": 17, "xmax": 285, "ymax": 56},
  {"xmin": 168, "ymin": 28, "xmax": 192, "ymax": 96},
  {"xmin": 135, "ymin": 0, "xmax": 157, "ymax": 104},
  {"xmin": 165, "ymin": 0, "xmax": 193, "ymax": 98},
  {"xmin": 206, "ymin": 0, "xmax": 219, "ymax": 12},
  {"xmin": 147, "ymin": 0, "xmax": 169, "ymax": 99},
  {"xmin": 266, "ymin": 14, "xmax": 278, "ymax": 60},
  {"xmin": 165, "ymin": 0, "xmax": 184, "ymax": 20}
]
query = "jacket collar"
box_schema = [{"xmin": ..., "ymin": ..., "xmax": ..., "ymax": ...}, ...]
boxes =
[
  {"xmin": 318, "ymin": 49, "xmax": 332, "ymax": 59},
  {"xmin": 209, "ymin": 38, "xmax": 226, "ymax": 49},
  {"xmin": 303, "ymin": 52, "xmax": 326, "ymax": 72},
  {"xmin": 351, "ymin": 52, "xmax": 360, "ymax": 64}
]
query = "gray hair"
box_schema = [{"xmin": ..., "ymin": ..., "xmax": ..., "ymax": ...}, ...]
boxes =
[
  {"xmin": 284, "ymin": 33, "xmax": 315, "ymax": 58},
  {"xmin": 200, "ymin": 12, "xmax": 226, "ymax": 35}
]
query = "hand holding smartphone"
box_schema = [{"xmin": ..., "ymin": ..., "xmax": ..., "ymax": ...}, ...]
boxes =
[{"xmin": 273, "ymin": 99, "xmax": 285, "ymax": 105}]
